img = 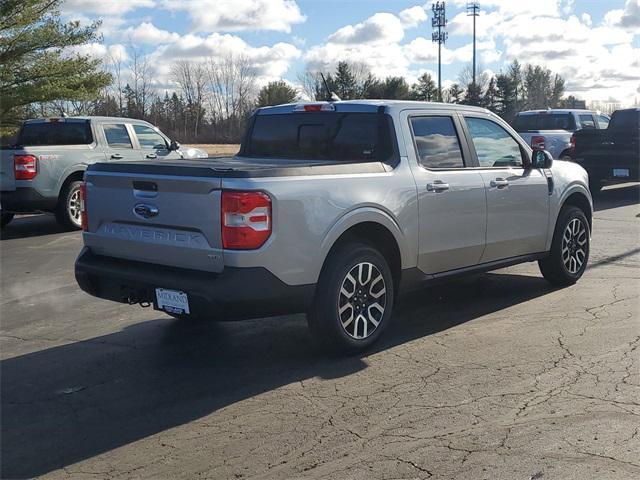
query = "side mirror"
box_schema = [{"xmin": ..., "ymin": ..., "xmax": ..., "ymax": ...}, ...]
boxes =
[
  {"xmin": 169, "ymin": 140, "xmax": 180, "ymax": 151},
  {"xmin": 531, "ymin": 149, "xmax": 553, "ymax": 169}
]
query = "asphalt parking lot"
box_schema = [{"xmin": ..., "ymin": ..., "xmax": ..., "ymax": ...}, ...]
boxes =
[{"xmin": 1, "ymin": 184, "xmax": 639, "ymax": 480}]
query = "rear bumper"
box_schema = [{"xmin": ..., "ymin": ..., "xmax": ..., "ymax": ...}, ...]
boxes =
[
  {"xmin": 1, "ymin": 187, "xmax": 57, "ymax": 213},
  {"xmin": 75, "ymin": 247, "xmax": 315, "ymax": 320},
  {"xmin": 575, "ymin": 159, "xmax": 640, "ymax": 182}
]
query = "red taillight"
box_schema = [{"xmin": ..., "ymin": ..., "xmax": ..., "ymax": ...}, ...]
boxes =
[
  {"xmin": 80, "ymin": 182, "xmax": 88, "ymax": 231},
  {"xmin": 221, "ymin": 191, "xmax": 271, "ymax": 250},
  {"xmin": 14, "ymin": 155, "xmax": 37, "ymax": 180},
  {"xmin": 531, "ymin": 136, "xmax": 546, "ymax": 150}
]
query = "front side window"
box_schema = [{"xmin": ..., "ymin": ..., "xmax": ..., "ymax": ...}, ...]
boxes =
[
  {"xmin": 465, "ymin": 117, "xmax": 523, "ymax": 168},
  {"xmin": 133, "ymin": 124, "xmax": 167, "ymax": 149},
  {"xmin": 103, "ymin": 124, "xmax": 132, "ymax": 149},
  {"xmin": 579, "ymin": 115, "xmax": 596, "ymax": 130},
  {"xmin": 409, "ymin": 116, "xmax": 464, "ymax": 169}
]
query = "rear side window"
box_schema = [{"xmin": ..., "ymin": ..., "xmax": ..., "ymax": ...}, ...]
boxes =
[
  {"xmin": 409, "ymin": 116, "xmax": 464, "ymax": 169},
  {"xmin": 465, "ymin": 117, "xmax": 524, "ymax": 168},
  {"xmin": 596, "ymin": 115, "xmax": 610, "ymax": 129},
  {"xmin": 18, "ymin": 122, "xmax": 93, "ymax": 146},
  {"xmin": 513, "ymin": 113, "xmax": 577, "ymax": 131},
  {"xmin": 133, "ymin": 124, "xmax": 167, "ymax": 149},
  {"xmin": 244, "ymin": 112, "xmax": 394, "ymax": 163},
  {"xmin": 103, "ymin": 124, "xmax": 132, "ymax": 149},
  {"xmin": 579, "ymin": 115, "xmax": 596, "ymax": 129}
]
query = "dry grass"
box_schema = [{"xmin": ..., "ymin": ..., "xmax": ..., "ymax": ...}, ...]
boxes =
[{"xmin": 185, "ymin": 144, "xmax": 240, "ymax": 156}]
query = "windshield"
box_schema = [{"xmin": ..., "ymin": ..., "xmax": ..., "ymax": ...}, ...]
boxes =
[
  {"xmin": 243, "ymin": 112, "xmax": 395, "ymax": 162},
  {"xmin": 18, "ymin": 121, "xmax": 93, "ymax": 146},
  {"xmin": 513, "ymin": 113, "xmax": 577, "ymax": 132}
]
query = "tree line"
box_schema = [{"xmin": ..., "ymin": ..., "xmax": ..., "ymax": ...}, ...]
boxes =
[{"xmin": 2, "ymin": 0, "xmax": 573, "ymax": 145}]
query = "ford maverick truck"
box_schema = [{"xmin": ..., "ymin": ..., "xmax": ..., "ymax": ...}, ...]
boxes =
[
  {"xmin": 75, "ymin": 101, "xmax": 593, "ymax": 353},
  {"xmin": 0, "ymin": 116, "xmax": 207, "ymax": 229}
]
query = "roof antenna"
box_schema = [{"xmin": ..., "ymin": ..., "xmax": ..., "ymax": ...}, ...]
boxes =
[{"xmin": 320, "ymin": 72, "xmax": 341, "ymax": 102}]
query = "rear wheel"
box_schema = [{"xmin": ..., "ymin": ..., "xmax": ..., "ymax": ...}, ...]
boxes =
[
  {"xmin": 55, "ymin": 180, "xmax": 83, "ymax": 230},
  {"xmin": 1, "ymin": 210, "xmax": 14, "ymax": 228},
  {"xmin": 308, "ymin": 242, "xmax": 394, "ymax": 354},
  {"xmin": 539, "ymin": 206, "xmax": 590, "ymax": 286}
]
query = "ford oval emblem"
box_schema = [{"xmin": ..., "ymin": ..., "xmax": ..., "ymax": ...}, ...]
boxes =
[{"xmin": 133, "ymin": 203, "xmax": 159, "ymax": 219}]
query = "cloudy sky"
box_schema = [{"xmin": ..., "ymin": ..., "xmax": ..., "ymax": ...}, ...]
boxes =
[{"xmin": 62, "ymin": 0, "xmax": 640, "ymax": 106}]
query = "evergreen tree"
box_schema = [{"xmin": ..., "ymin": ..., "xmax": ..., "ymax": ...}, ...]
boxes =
[
  {"xmin": 0, "ymin": 0, "xmax": 111, "ymax": 131},
  {"xmin": 482, "ymin": 77, "xmax": 500, "ymax": 112},
  {"xmin": 257, "ymin": 80, "xmax": 298, "ymax": 107},
  {"xmin": 410, "ymin": 73, "xmax": 438, "ymax": 101}
]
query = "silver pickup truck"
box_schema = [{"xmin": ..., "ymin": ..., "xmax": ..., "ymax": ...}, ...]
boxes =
[
  {"xmin": 75, "ymin": 101, "xmax": 593, "ymax": 353},
  {"xmin": 513, "ymin": 109, "xmax": 610, "ymax": 160},
  {"xmin": 0, "ymin": 116, "xmax": 206, "ymax": 229}
]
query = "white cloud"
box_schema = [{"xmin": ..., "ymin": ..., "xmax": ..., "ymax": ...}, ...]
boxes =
[
  {"xmin": 327, "ymin": 13, "xmax": 404, "ymax": 44},
  {"xmin": 123, "ymin": 22, "xmax": 180, "ymax": 44},
  {"xmin": 66, "ymin": 42, "xmax": 129, "ymax": 62},
  {"xmin": 158, "ymin": 0, "xmax": 305, "ymax": 33},
  {"xmin": 604, "ymin": 0, "xmax": 640, "ymax": 33},
  {"xmin": 399, "ymin": 6, "xmax": 428, "ymax": 28},
  {"xmin": 149, "ymin": 33, "xmax": 301, "ymax": 82},
  {"xmin": 450, "ymin": 0, "xmax": 561, "ymax": 16},
  {"xmin": 62, "ymin": 0, "xmax": 155, "ymax": 15}
]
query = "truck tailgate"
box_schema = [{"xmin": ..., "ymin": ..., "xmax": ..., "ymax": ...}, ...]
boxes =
[
  {"xmin": 83, "ymin": 165, "xmax": 224, "ymax": 273},
  {"xmin": 0, "ymin": 150, "xmax": 16, "ymax": 191}
]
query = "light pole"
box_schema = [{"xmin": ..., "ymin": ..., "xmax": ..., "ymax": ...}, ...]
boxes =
[
  {"xmin": 467, "ymin": 2, "xmax": 480, "ymax": 91},
  {"xmin": 432, "ymin": 2, "xmax": 448, "ymax": 102}
]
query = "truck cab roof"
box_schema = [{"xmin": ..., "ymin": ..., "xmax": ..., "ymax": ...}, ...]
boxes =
[{"xmin": 256, "ymin": 100, "xmax": 492, "ymax": 116}]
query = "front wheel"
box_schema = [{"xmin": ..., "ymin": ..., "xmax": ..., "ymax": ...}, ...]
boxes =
[
  {"xmin": 55, "ymin": 180, "xmax": 83, "ymax": 230},
  {"xmin": 308, "ymin": 242, "xmax": 394, "ymax": 354},
  {"xmin": 539, "ymin": 206, "xmax": 590, "ymax": 286}
]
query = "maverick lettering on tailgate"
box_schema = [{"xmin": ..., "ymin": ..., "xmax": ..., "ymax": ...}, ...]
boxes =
[{"xmin": 101, "ymin": 223, "xmax": 205, "ymax": 246}]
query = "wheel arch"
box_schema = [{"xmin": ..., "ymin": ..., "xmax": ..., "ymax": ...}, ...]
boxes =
[
  {"xmin": 319, "ymin": 209, "xmax": 410, "ymax": 293},
  {"xmin": 561, "ymin": 189, "xmax": 593, "ymax": 231},
  {"xmin": 55, "ymin": 166, "xmax": 87, "ymax": 197}
]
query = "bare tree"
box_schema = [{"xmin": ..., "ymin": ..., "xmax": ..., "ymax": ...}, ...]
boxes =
[
  {"xmin": 206, "ymin": 54, "xmax": 257, "ymax": 140},
  {"xmin": 458, "ymin": 63, "xmax": 489, "ymax": 92},
  {"xmin": 106, "ymin": 51, "xmax": 126, "ymax": 115},
  {"xmin": 297, "ymin": 68, "xmax": 323, "ymax": 101},
  {"xmin": 129, "ymin": 47, "xmax": 154, "ymax": 118},
  {"xmin": 172, "ymin": 60, "xmax": 207, "ymax": 138}
]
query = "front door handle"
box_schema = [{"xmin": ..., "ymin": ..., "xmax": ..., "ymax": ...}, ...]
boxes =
[
  {"xmin": 490, "ymin": 178, "xmax": 509, "ymax": 188},
  {"xmin": 111, "ymin": 153, "xmax": 123, "ymax": 159},
  {"xmin": 146, "ymin": 153, "xmax": 157, "ymax": 159},
  {"xmin": 427, "ymin": 181, "xmax": 450, "ymax": 192}
]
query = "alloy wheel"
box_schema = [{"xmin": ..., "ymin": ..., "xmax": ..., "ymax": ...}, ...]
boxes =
[
  {"xmin": 337, "ymin": 262, "xmax": 387, "ymax": 340},
  {"xmin": 67, "ymin": 186, "xmax": 82, "ymax": 227},
  {"xmin": 561, "ymin": 218, "xmax": 587, "ymax": 274}
]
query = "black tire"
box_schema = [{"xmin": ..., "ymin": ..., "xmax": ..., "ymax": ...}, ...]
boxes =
[
  {"xmin": 308, "ymin": 242, "xmax": 395, "ymax": 354},
  {"xmin": 55, "ymin": 180, "xmax": 83, "ymax": 230},
  {"xmin": 1, "ymin": 210, "xmax": 14, "ymax": 228},
  {"xmin": 539, "ymin": 206, "xmax": 590, "ymax": 286}
]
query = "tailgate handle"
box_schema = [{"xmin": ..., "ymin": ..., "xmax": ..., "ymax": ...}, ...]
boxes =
[
  {"xmin": 133, "ymin": 181, "xmax": 157, "ymax": 192},
  {"xmin": 133, "ymin": 181, "xmax": 158, "ymax": 198}
]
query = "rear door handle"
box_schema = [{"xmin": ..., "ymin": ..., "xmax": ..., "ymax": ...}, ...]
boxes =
[
  {"xmin": 110, "ymin": 154, "xmax": 123, "ymax": 159},
  {"xmin": 490, "ymin": 178, "xmax": 509, "ymax": 188},
  {"xmin": 145, "ymin": 153, "xmax": 157, "ymax": 159},
  {"xmin": 427, "ymin": 181, "xmax": 450, "ymax": 192}
]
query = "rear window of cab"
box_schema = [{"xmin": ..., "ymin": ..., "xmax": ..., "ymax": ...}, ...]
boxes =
[
  {"xmin": 244, "ymin": 112, "xmax": 396, "ymax": 163},
  {"xmin": 513, "ymin": 113, "xmax": 577, "ymax": 132},
  {"xmin": 18, "ymin": 121, "xmax": 93, "ymax": 146}
]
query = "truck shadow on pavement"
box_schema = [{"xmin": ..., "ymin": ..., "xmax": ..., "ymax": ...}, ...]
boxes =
[
  {"xmin": 1, "ymin": 271, "xmax": 557, "ymax": 478},
  {"xmin": 0, "ymin": 214, "xmax": 69, "ymax": 240}
]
